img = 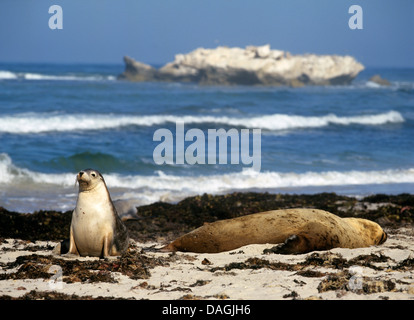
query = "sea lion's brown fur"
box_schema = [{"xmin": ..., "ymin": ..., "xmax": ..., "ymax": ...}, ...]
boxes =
[{"xmin": 162, "ymin": 209, "xmax": 387, "ymax": 254}]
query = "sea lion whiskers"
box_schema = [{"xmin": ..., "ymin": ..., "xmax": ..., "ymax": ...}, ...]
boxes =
[{"xmin": 76, "ymin": 169, "xmax": 105, "ymax": 192}]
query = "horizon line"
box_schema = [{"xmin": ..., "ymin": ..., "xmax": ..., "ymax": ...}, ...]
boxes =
[{"xmin": 1, "ymin": 59, "xmax": 414, "ymax": 70}]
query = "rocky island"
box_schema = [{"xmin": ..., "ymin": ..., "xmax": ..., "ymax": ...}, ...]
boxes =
[{"xmin": 118, "ymin": 44, "xmax": 364, "ymax": 86}]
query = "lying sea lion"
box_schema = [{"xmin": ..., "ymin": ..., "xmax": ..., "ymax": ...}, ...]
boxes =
[{"xmin": 162, "ymin": 209, "xmax": 387, "ymax": 254}]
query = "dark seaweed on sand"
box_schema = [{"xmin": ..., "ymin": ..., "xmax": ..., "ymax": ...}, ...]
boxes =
[
  {"xmin": 0, "ymin": 192, "xmax": 413, "ymax": 242},
  {"xmin": 0, "ymin": 192, "xmax": 413, "ymax": 301}
]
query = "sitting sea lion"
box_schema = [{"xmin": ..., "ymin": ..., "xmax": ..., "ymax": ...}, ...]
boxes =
[
  {"xmin": 162, "ymin": 209, "xmax": 387, "ymax": 254},
  {"xmin": 66, "ymin": 169, "xmax": 129, "ymax": 258}
]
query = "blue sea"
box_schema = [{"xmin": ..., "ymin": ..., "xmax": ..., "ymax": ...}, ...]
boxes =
[{"xmin": 0, "ymin": 63, "xmax": 413, "ymax": 213}]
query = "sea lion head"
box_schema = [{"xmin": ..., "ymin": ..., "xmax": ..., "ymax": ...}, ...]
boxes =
[
  {"xmin": 76, "ymin": 168, "xmax": 106, "ymax": 192},
  {"xmin": 346, "ymin": 218, "xmax": 387, "ymax": 246}
]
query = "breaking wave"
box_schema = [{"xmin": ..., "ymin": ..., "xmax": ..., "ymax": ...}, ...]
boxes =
[
  {"xmin": 1, "ymin": 153, "xmax": 413, "ymax": 191},
  {"xmin": 0, "ymin": 70, "xmax": 115, "ymax": 81},
  {"xmin": 0, "ymin": 111, "xmax": 404, "ymax": 134},
  {"xmin": 2, "ymin": 152, "xmax": 413, "ymax": 212}
]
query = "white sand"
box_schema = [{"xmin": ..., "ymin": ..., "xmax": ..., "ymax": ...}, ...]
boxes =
[{"xmin": 1, "ymin": 227, "xmax": 413, "ymax": 300}]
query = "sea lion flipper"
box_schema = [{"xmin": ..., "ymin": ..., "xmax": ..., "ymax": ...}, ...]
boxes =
[
  {"xmin": 160, "ymin": 242, "xmax": 178, "ymax": 252},
  {"xmin": 101, "ymin": 234, "xmax": 111, "ymax": 258},
  {"xmin": 263, "ymin": 232, "xmax": 319, "ymax": 255},
  {"xmin": 266, "ymin": 234, "xmax": 307, "ymax": 255},
  {"xmin": 67, "ymin": 225, "xmax": 80, "ymax": 256}
]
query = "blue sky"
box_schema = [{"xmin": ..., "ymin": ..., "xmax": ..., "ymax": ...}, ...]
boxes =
[{"xmin": 0, "ymin": 0, "xmax": 413, "ymax": 67}]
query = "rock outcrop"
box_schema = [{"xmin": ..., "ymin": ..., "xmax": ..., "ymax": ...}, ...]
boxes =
[
  {"xmin": 118, "ymin": 44, "xmax": 364, "ymax": 86},
  {"xmin": 368, "ymin": 74, "xmax": 391, "ymax": 86}
]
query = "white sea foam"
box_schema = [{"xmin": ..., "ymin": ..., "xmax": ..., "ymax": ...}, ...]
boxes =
[
  {"xmin": 1, "ymin": 153, "xmax": 413, "ymax": 212},
  {"xmin": 0, "ymin": 71, "xmax": 18, "ymax": 80},
  {"xmin": 22, "ymin": 73, "xmax": 116, "ymax": 81},
  {"xmin": 0, "ymin": 70, "xmax": 115, "ymax": 81},
  {"xmin": 0, "ymin": 110, "xmax": 404, "ymax": 134},
  {"xmin": 0, "ymin": 153, "xmax": 75, "ymax": 186},
  {"xmin": 1, "ymin": 153, "xmax": 413, "ymax": 193},
  {"xmin": 366, "ymin": 81, "xmax": 383, "ymax": 89},
  {"xmin": 104, "ymin": 167, "xmax": 414, "ymax": 192}
]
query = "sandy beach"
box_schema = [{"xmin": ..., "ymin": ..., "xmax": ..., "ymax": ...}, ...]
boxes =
[
  {"xmin": 0, "ymin": 231, "xmax": 414, "ymax": 300},
  {"xmin": 0, "ymin": 192, "xmax": 413, "ymax": 301}
]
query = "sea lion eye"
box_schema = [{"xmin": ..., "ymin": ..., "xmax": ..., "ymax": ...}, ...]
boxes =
[{"xmin": 91, "ymin": 173, "xmax": 96, "ymax": 177}]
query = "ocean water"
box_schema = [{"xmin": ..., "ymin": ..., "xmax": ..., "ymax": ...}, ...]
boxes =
[{"xmin": 0, "ymin": 63, "xmax": 413, "ymax": 213}]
